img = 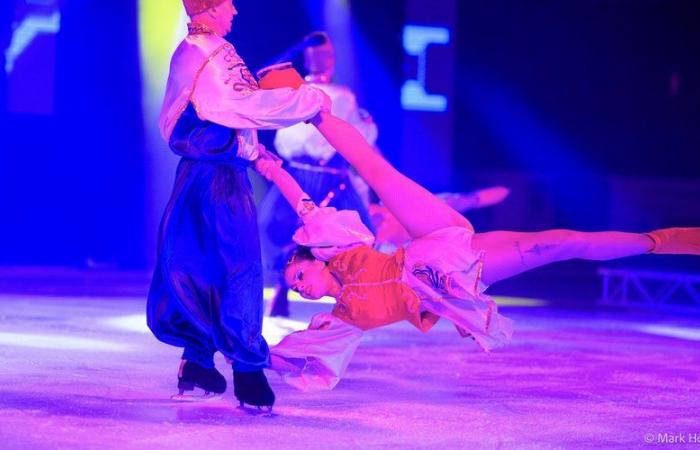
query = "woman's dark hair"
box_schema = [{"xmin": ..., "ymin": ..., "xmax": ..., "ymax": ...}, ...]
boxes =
[{"xmin": 286, "ymin": 246, "xmax": 316, "ymax": 266}]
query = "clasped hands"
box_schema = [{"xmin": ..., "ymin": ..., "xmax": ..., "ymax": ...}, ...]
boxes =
[{"xmin": 253, "ymin": 144, "xmax": 282, "ymax": 181}]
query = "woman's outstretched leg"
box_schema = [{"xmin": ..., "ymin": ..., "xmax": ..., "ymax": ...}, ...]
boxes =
[
  {"xmin": 472, "ymin": 230, "xmax": 655, "ymax": 285},
  {"xmin": 311, "ymin": 112, "xmax": 472, "ymax": 239}
]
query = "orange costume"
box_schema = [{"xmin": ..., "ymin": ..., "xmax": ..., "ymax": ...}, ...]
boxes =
[
  {"xmin": 327, "ymin": 246, "xmax": 439, "ymax": 332},
  {"xmin": 269, "ymin": 205, "xmax": 513, "ymax": 392}
]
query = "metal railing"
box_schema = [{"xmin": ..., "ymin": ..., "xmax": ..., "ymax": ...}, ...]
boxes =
[{"xmin": 598, "ymin": 268, "xmax": 700, "ymax": 313}]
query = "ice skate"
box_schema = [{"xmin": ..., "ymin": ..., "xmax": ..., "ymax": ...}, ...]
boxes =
[
  {"xmin": 233, "ymin": 369, "xmax": 275, "ymax": 415},
  {"xmin": 170, "ymin": 360, "xmax": 227, "ymax": 402},
  {"xmin": 438, "ymin": 186, "xmax": 510, "ymax": 212},
  {"xmin": 647, "ymin": 227, "xmax": 700, "ymax": 255}
]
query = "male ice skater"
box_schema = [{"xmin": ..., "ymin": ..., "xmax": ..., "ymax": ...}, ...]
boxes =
[{"xmin": 147, "ymin": 0, "xmax": 328, "ymax": 411}]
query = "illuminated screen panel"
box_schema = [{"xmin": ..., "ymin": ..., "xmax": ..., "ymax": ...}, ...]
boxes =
[
  {"xmin": 400, "ymin": 0, "xmax": 456, "ymax": 190},
  {"xmin": 5, "ymin": 0, "xmax": 60, "ymax": 115},
  {"xmin": 401, "ymin": 24, "xmax": 450, "ymax": 112}
]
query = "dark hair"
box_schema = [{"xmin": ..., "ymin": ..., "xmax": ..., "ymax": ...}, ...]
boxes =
[
  {"xmin": 303, "ymin": 32, "xmax": 329, "ymax": 48},
  {"xmin": 286, "ymin": 246, "xmax": 316, "ymax": 266}
]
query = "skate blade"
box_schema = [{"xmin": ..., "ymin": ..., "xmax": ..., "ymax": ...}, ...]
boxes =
[
  {"xmin": 171, "ymin": 392, "xmax": 223, "ymax": 402},
  {"xmin": 237, "ymin": 402, "xmax": 275, "ymax": 417}
]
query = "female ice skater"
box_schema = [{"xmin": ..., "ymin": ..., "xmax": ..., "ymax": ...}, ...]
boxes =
[{"xmin": 256, "ymin": 111, "xmax": 700, "ymax": 392}]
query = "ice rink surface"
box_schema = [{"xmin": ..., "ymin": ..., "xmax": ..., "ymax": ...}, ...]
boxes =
[{"xmin": 1, "ymin": 291, "xmax": 699, "ymax": 449}]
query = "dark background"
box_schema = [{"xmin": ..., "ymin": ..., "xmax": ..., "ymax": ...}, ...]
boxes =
[{"xmin": 1, "ymin": 0, "xmax": 698, "ymax": 301}]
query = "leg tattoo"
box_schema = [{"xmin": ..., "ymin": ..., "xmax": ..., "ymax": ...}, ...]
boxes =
[
  {"xmin": 525, "ymin": 243, "xmax": 557, "ymax": 257},
  {"xmin": 514, "ymin": 241, "xmax": 526, "ymax": 265}
]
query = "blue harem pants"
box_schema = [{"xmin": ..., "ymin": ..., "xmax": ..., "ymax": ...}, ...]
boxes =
[{"xmin": 147, "ymin": 157, "xmax": 269, "ymax": 371}]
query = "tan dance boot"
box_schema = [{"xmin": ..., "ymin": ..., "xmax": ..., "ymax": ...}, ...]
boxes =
[{"xmin": 646, "ymin": 227, "xmax": 700, "ymax": 255}]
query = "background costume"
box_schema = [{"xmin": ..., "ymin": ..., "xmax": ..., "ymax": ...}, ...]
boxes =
[
  {"xmin": 257, "ymin": 33, "xmax": 378, "ymax": 314},
  {"xmin": 147, "ymin": 25, "xmax": 326, "ymax": 374}
]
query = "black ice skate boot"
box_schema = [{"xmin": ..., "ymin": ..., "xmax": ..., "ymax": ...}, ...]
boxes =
[
  {"xmin": 171, "ymin": 359, "xmax": 227, "ymax": 401},
  {"xmin": 233, "ymin": 369, "xmax": 275, "ymax": 413}
]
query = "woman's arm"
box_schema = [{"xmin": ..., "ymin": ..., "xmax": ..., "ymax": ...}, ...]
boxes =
[
  {"xmin": 254, "ymin": 156, "xmax": 310, "ymax": 216},
  {"xmin": 255, "ymin": 148, "xmax": 375, "ymax": 260}
]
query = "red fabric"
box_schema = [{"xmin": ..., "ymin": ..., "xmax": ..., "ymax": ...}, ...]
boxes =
[
  {"xmin": 258, "ymin": 68, "xmax": 305, "ymax": 90},
  {"xmin": 328, "ymin": 246, "xmax": 436, "ymax": 332}
]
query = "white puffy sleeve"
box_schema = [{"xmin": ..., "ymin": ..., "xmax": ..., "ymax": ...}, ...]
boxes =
[
  {"xmin": 269, "ymin": 312, "xmax": 363, "ymax": 391},
  {"xmin": 191, "ymin": 44, "xmax": 326, "ymax": 130},
  {"xmin": 292, "ymin": 203, "xmax": 375, "ymax": 261}
]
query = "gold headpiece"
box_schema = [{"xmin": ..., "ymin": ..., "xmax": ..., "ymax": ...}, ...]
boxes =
[{"xmin": 182, "ymin": 0, "xmax": 227, "ymax": 16}]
